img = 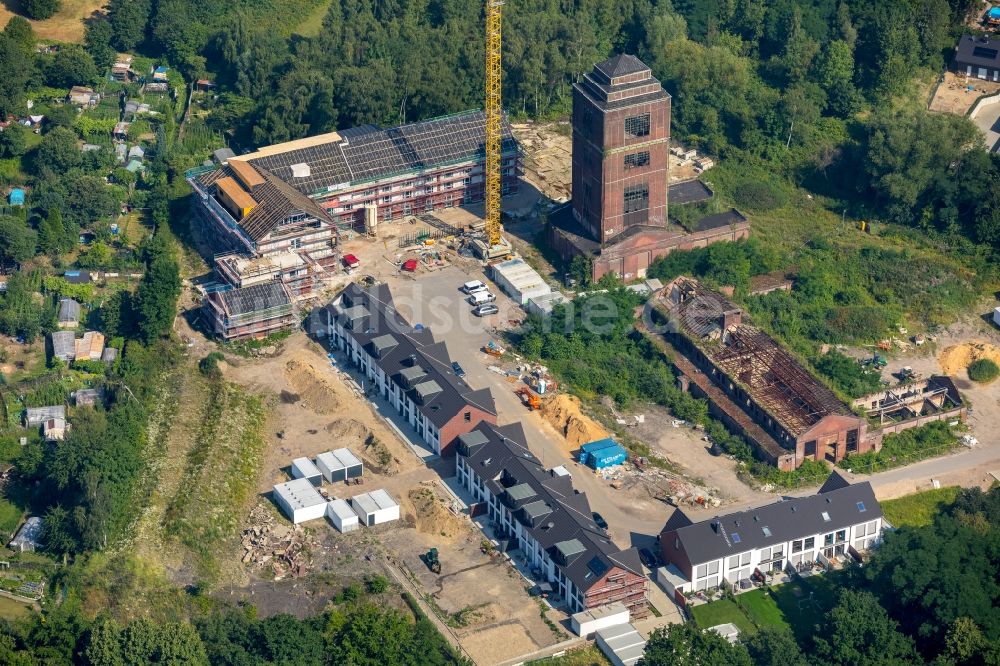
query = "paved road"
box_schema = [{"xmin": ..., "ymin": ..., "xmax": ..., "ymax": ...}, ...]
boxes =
[{"xmin": 972, "ymin": 101, "xmax": 1000, "ymax": 152}]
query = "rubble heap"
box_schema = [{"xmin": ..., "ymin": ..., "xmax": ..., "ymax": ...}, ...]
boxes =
[{"xmin": 241, "ymin": 503, "xmax": 319, "ymax": 580}]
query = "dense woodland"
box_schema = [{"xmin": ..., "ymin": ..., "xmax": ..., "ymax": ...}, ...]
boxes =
[{"xmin": 639, "ymin": 486, "xmax": 1000, "ymax": 666}]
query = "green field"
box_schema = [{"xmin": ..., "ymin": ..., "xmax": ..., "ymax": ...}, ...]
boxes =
[
  {"xmin": 690, "ymin": 597, "xmax": 758, "ymax": 635},
  {"xmin": 881, "ymin": 486, "xmax": 960, "ymax": 527},
  {"xmin": 0, "ymin": 595, "xmax": 34, "ymax": 621},
  {"xmin": 530, "ymin": 645, "xmax": 610, "ymax": 666}
]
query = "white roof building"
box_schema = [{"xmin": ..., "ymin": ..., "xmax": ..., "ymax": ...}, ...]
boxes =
[
  {"xmin": 326, "ymin": 498, "xmax": 359, "ymax": 533},
  {"xmin": 596, "ymin": 623, "xmax": 646, "ymax": 666},
  {"xmin": 490, "ymin": 258, "xmax": 552, "ymax": 306},
  {"xmin": 351, "ymin": 489, "xmax": 399, "ymax": 527},
  {"xmin": 316, "ymin": 448, "xmax": 364, "ymax": 483},
  {"xmin": 291, "ymin": 457, "xmax": 323, "ymax": 486},
  {"xmin": 570, "ymin": 601, "xmax": 630, "ymax": 638},
  {"xmin": 9, "ymin": 517, "xmax": 42, "ymax": 552},
  {"xmin": 273, "ymin": 478, "xmax": 328, "ymax": 524}
]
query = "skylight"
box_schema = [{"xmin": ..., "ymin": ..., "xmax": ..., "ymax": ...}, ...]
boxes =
[
  {"xmin": 821, "ymin": 511, "xmax": 831, "ymax": 522},
  {"xmin": 732, "ymin": 532, "xmax": 741, "ymax": 543},
  {"xmin": 762, "ymin": 526, "xmax": 772, "ymax": 537},
  {"xmin": 857, "ymin": 501, "xmax": 866, "ymax": 512}
]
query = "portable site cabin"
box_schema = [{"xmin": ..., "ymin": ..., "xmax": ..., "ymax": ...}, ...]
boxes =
[
  {"xmin": 993, "ymin": 307, "xmax": 1000, "ymax": 328},
  {"xmin": 316, "ymin": 448, "xmax": 363, "ymax": 483},
  {"xmin": 596, "ymin": 623, "xmax": 646, "ymax": 666},
  {"xmin": 326, "ymin": 498, "xmax": 360, "ymax": 533},
  {"xmin": 351, "ymin": 489, "xmax": 399, "ymax": 527},
  {"xmin": 273, "ymin": 478, "xmax": 328, "ymax": 524},
  {"xmin": 490, "ymin": 258, "xmax": 552, "ymax": 305},
  {"xmin": 291, "ymin": 457, "xmax": 323, "ymax": 487},
  {"xmin": 570, "ymin": 602, "xmax": 630, "ymax": 638},
  {"xmin": 578, "ymin": 438, "xmax": 628, "ymax": 469}
]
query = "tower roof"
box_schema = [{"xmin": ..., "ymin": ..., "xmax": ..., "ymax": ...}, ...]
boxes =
[{"xmin": 594, "ymin": 54, "xmax": 650, "ymax": 80}]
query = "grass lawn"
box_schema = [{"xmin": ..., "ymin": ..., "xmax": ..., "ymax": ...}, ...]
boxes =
[
  {"xmin": 738, "ymin": 588, "xmax": 791, "ymax": 631},
  {"xmin": 690, "ymin": 598, "xmax": 757, "ymax": 635},
  {"xmin": 0, "ymin": 595, "xmax": 33, "ymax": 621},
  {"xmin": 530, "ymin": 645, "xmax": 610, "ymax": 665},
  {"xmin": 293, "ymin": 0, "xmax": 332, "ymax": 36},
  {"xmin": 881, "ymin": 486, "xmax": 960, "ymax": 527},
  {"xmin": 770, "ymin": 573, "xmax": 842, "ymax": 645},
  {"xmin": 0, "ymin": 0, "xmax": 104, "ymax": 43}
]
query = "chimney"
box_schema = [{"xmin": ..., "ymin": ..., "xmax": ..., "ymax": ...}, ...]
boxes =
[{"xmin": 722, "ymin": 308, "xmax": 742, "ymax": 330}]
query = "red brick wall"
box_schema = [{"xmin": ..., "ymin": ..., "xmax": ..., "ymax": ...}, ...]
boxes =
[
  {"xmin": 658, "ymin": 530, "xmax": 693, "ymax": 580},
  {"xmin": 437, "ymin": 409, "xmax": 497, "ymax": 457}
]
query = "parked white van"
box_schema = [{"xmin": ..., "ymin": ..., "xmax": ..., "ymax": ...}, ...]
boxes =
[
  {"xmin": 468, "ymin": 290, "xmax": 496, "ymax": 305},
  {"xmin": 462, "ymin": 280, "xmax": 487, "ymax": 294}
]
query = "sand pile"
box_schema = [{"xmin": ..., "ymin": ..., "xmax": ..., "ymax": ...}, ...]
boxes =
[
  {"xmin": 938, "ymin": 341, "xmax": 1000, "ymax": 376},
  {"xmin": 283, "ymin": 358, "xmax": 341, "ymax": 414},
  {"xmin": 324, "ymin": 418, "xmax": 370, "ymax": 445},
  {"xmin": 405, "ymin": 485, "xmax": 466, "ymax": 543},
  {"xmin": 541, "ymin": 394, "xmax": 608, "ymax": 450}
]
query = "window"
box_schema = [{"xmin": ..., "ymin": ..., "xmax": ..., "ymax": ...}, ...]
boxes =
[
  {"xmin": 804, "ymin": 440, "xmax": 816, "ymax": 456},
  {"xmin": 762, "ymin": 526, "xmax": 772, "ymax": 538},
  {"xmin": 624, "ymin": 151, "xmax": 650, "ymax": 170},
  {"xmin": 773, "ymin": 545, "xmax": 783, "ymax": 557},
  {"xmin": 804, "ymin": 537, "xmax": 815, "ymax": 549},
  {"xmin": 624, "ymin": 183, "xmax": 649, "ymax": 212},
  {"xmin": 836, "ymin": 530, "xmax": 846, "ymax": 542},
  {"xmin": 760, "ymin": 548, "xmax": 771, "ymax": 561},
  {"xmin": 792, "ymin": 539, "xmax": 802, "ymax": 553},
  {"xmin": 624, "ymin": 113, "xmax": 650, "ymax": 138},
  {"xmin": 847, "ymin": 429, "xmax": 859, "ymax": 452},
  {"xmin": 464, "ymin": 411, "xmax": 472, "ymax": 422},
  {"xmin": 824, "ymin": 533, "xmax": 834, "ymax": 546},
  {"xmin": 728, "ymin": 555, "xmax": 740, "ymax": 568},
  {"xmin": 740, "ymin": 552, "xmax": 750, "ymax": 566},
  {"xmin": 822, "ymin": 511, "xmax": 831, "ymax": 522},
  {"xmin": 707, "ymin": 561, "xmax": 719, "ymax": 575},
  {"xmin": 732, "ymin": 532, "xmax": 741, "ymax": 544},
  {"xmin": 857, "ymin": 501, "xmax": 866, "ymax": 512},
  {"xmin": 696, "ymin": 564, "xmax": 708, "ymax": 578},
  {"xmin": 382, "ymin": 196, "xmax": 391, "ymax": 204}
]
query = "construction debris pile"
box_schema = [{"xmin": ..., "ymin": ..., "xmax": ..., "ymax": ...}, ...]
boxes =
[
  {"xmin": 241, "ymin": 503, "xmax": 319, "ymax": 580},
  {"xmin": 512, "ymin": 123, "xmax": 571, "ymax": 202},
  {"xmin": 596, "ymin": 459, "xmax": 722, "ymax": 508}
]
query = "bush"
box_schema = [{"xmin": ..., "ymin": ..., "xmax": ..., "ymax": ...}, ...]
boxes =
[
  {"xmin": 198, "ymin": 352, "xmax": 225, "ymax": 379},
  {"xmin": 21, "ymin": 0, "xmax": 61, "ymax": 20},
  {"xmin": 967, "ymin": 358, "xmax": 999, "ymax": 384},
  {"xmin": 730, "ymin": 178, "xmax": 788, "ymax": 211}
]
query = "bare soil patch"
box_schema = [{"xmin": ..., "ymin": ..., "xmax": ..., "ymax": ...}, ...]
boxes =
[
  {"xmin": 541, "ymin": 394, "xmax": 609, "ymax": 451},
  {"xmin": 938, "ymin": 340, "xmax": 1000, "ymax": 376},
  {"xmin": 929, "ymin": 71, "xmax": 1000, "ymax": 115},
  {"xmin": 402, "ymin": 484, "xmax": 467, "ymax": 543},
  {"xmin": 283, "ymin": 358, "xmax": 342, "ymax": 414},
  {"xmin": 0, "ymin": 0, "xmax": 103, "ymax": 43}
]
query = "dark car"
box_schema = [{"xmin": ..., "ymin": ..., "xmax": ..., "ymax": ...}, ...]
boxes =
[
  {"xmin": 451, "ymin": 361, "xmax": 466, "ymax": 377},
  {"xmin": 592, "ymin": 512, "xmax": 608, "ymax": 530},
  {"xmin": 639, "ymin": 547, "xmax": 659, "ymax": 568},
  {"xmin": 473, "ymin": 303, "xmax": 500, "ymax": 317}
]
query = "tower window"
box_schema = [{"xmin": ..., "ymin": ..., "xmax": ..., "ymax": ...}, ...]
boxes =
[
  {"xmin": 624, "ymin": 151, "xmax": 650, "ymax": 170},
  {"xmin": 623, "ymin": 183, "xmax": 649, "ymax": 213},
  {"xmin": 624, "ymin": 113, "xmax": 650, "ymax": 138}
]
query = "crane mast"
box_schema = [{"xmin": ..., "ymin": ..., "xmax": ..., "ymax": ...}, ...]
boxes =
[{"xmin": 484, "ymin": 0, "xmax": 504, "ymax": 248}]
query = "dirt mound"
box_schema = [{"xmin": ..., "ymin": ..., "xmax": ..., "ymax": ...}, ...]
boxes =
[
  {"xmin": 324, "ymin": 418, "xmax": 370, "ymax": 444},
  {"xmin": 404, "ymin": 485, "xmax": 466, "ymax": 543},
  {"xmin": 283, "ymin": 359, "xmax": 341, "ymax": 414},
  {"xmin": 540, "ymin": 394, "xmax": 608, "ymax": 450},
  {"xmin": 938, "ymin": 341, "xmax": 1000, "ymax": 376}
]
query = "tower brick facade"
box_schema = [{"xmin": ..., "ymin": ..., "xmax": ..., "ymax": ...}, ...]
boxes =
[{"xmin": 571, "ymin": 55, "xmax": 671, "ymax": 243}]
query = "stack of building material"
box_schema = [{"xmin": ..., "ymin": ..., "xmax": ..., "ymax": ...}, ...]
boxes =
[
  {"xmin": 596, "ymin": 623, "xmax": 646, "ymax": 666},
  {"xmin": 317, "ymin": 448, "xmax": 364, "ymax": 482},
  {"xmin": 273, "ymin": 478, "xmax": 328, "ymax": 524},
  {"xmin": 326, "ymin": 498, "xmax": 360, "ymax": 533},
  {"xmin": 351, "ymin": 489, "xmax": 399, "ymax": 527},
  {"xmin": 291, "ymin": 457, "xmax": 323, "ymax": 487}
]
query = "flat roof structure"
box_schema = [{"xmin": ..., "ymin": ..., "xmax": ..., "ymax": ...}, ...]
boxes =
[
  {"xmin": 668, "ymin": 179, "xmax": 713, "ymax": 205},
  {"xmin": 326, "ymin": 498, "xmax": 359, "ymax": 533},
  {"xmin": 316, "ymin": 448, "xmax": 364, "ymax": 482},
  {"xmin": 291, "ymin": 457, "xmax": 323, "ymax": 485},
  {"xmin": 273, "ymin": 478, "xmax": 328, "ymax": 524},
  {"xmin": 595, "ymin": 622, "xmax": 646, "ymax": 666}
]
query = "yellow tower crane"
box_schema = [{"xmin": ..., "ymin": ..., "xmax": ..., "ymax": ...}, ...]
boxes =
[{"xmin": 483, "ymin": 0, "xmax": 506, "ymax": 254}]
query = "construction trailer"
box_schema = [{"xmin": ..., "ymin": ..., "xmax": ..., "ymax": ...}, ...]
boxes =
[
  {"xmin": 316, "ymin": 448, "xmax": 364, "ymax": 483},
  {"xmin": 326, "ymin": 498, "xmax": 360, "ymax": 533},
  {"xmin": 489, "ymin": 258, "xmax": 552, "ymax": 306},
  {"xmin": 291, "ymin": 457, "xmax": 323, "ymax": 487},
  {"xmin": 578, "ymin": 438, "xmax": 628, "ymax": 469},
  {"xmin": 570, "ymin": 601, "xmax": 630, "ymax": 638},
  {"xmin": 351, "ymin": 489, "xmax": 399, "ymax": 527},
  {"xmin": 273, "ymin": 478, "xmax": 328, "ymax": 524}
]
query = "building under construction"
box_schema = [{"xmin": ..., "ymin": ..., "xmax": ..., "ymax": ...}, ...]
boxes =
[
  {"xmin": 203, "ymin": 282, "xmax": 296, "ymax": 341},
  {"xmin": 652, "ymin": 277, "xmax": 874, "ymax": 470}
]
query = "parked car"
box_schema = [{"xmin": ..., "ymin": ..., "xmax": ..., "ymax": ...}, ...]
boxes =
[
  {"xmin": 592, "ymin": 512, "xmax": 608, "ymax": 529},
  {"xmin": 472, "ymin": 303, "xmax": 499, "ymax": 317},
  {"xmin": 451, "ymin": 361, "xmax": 466, "ymax": 377},
  {"xmin": 468, "ymin": 291, "xmax": 497, "ymax": 305},
  {"xmin": 462, "ymin": 280, "xmax": 487, "ymax": 294},
  {"xmin": 639, "ymin": 547, "xmax": 659, "ymax": 568}
]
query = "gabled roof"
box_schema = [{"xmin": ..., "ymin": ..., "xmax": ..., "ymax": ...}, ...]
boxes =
[
  {"xmin": 458, "ymin": 422, "xmax": 643, "ymax": 592},
  {"xmin": 594, "ymin": 54, "xmax": 649, "ymax": 80},
  {"xmin": 330, "ymin": 283, "xmax": 496, "ymax": 428},
  {"xmin": 58, "ymin": 298, "xmax": 80, "ymax": 323},
  {"xmin": 662, "ymin": 472, "xmax": 882, "ymax": 565},
  {"xmin": 955, "ymin": 34, "xmax": 1000, "ymax": 68}
]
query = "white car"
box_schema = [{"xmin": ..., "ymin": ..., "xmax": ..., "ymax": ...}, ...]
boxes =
[
  {"xmin": 462, "ymin": 280, "xmax": 487, "ymax": 294},
  {"xmin": 468, "ymin": 291, "xmax": 497, "ymax": 305}
]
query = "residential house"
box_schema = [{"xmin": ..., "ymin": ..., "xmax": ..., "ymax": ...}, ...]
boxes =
[
  {"xmin": 954, "ymin": 34, "xmax": 1000, "ymax": 81},
  {"xmin": 323, "ymin": 282, "xmax": 498, "ymax": 456},
  {"xmin": 203, "ymin": 281, "xmax": 296, "ymax": 341},
  {"xmin": 658, "ymin": 471, "xmax": 884, "ymax": 601},
  {"xmin": 456, "ymin": 421, "xmax": 648, "ymax": 616},
  {"xmin": 68, "ymin": 86, "xmax": 100, "ymax": 107},
  {"xmin": 57, "ymin": 298, "xmax": 81, "ymax": 328}
]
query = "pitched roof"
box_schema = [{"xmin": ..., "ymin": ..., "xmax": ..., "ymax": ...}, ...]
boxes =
[
  {"xmin": 955, "ymin": 34, "xmax": 1000, "ymax": 68},
  {"xmin": 662, "ymin": 473, "xmax": 882, "ymax": 565},
  {"xmin": 458, "ymin": 422, "xmax": 643, "ymax": 593},
  {"xmin": 219, "ymin": 282, "xmax": 292, "ymax": 317},
  {"xmin": 331, "ymin": 283, "xmax": 496, "ymax": 428},
  {"xmin": 594, "ymin": 54, "xmax": 650, "ymax": 80},
  {"xmin": 58, "ymin": 298, "xmax": 80, "ymax": 323}
]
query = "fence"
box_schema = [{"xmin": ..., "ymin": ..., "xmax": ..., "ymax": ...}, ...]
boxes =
[{"xmin": 397, "ymin": 229, "xmax": 447, "ymax": 248}]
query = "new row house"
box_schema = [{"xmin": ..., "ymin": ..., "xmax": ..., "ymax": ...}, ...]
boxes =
[
  {"xmin": 658, "ymin": 471, "xmax": 884, "ymax": 600},
  {"xmin": 322, "ymin": 282, "xmax": 496, "ymax": 456},
  {"xmin": 456, "ymin": 421, "xmax": 648, "ymax": 617}
]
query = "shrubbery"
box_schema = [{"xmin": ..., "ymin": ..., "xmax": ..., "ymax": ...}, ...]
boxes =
[{"xmin": 967, "ymin": 358, "xmax": 999, "ymax": 384}]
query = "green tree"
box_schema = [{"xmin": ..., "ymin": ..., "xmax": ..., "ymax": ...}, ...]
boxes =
[
  {"xmin": 45, "ymin": 44, "xmax": 99, "ymax": 88},
  {"xmin": 3, "ymin": 16, "xmax": 35, "ymax": 50},
  {"xmin": 813, "ymin": 589, "xmax": 919, "ymax": 666},
  {"xmin": 0, "ymin": 34, "xmax": 32, "ymax": 116},
  {"xmin": 743, "ymin": 628, "xmax": 808, "ymax": 666},
  {"xmin": 20, "ymin": 0, "xmax": 61, "ymax": 20},
  {"xmin": 639, "ymin": 623, "xmax": 751, "ymax": 666},
  {"xmin": 0, "ymin": 122, "xmax": 28, "ymax": 158},
  {"xmin": 108, "ymin": 0, "xmax": 151, "ymax": 51},
  {"xmin": 134, "ymin": 234, "xmax": 180, "ymax": 344},
  {"xmin": 84, "ymin": 19, "xmax": 117, "ymax": 70},
  {"xmin": 35, "ymin": 127, "xmax": 83, "ymax": 174},
  {"xmin": 38, "ymin": 207, "xmax": 68, "ymax": 255},
  {"xmin": 0, "ymin": 216, "xmax": 37, "ymax": 263}
]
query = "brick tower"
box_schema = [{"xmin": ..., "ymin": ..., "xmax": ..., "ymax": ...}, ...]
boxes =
[{"xmin": 571, "ymin": 54, "xmax": 671, "ymax": 243}]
